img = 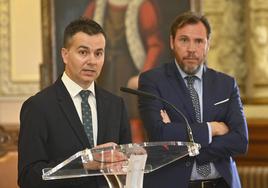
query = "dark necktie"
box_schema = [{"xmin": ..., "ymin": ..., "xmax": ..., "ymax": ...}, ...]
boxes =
[
  {"xmin": 79, "ymin": 90, "xmax": 94, "ymax": 148},
  {"xmin": 186, "ymin": 76, "xmax": 211, "ymax": 177}
]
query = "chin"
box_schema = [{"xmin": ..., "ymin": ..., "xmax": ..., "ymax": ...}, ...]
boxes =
[{"xmin": 184, "ymin": 66, "xmax": 200, "ymax": 75}]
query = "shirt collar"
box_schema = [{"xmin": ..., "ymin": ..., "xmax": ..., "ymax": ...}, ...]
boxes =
[
  {"xmin": 61, "ymin": 72, "xmax": 96, "ymax": 98},
  {"xmin": 174, "ymin": 60, "xmax": 203, "ymax": 80}
]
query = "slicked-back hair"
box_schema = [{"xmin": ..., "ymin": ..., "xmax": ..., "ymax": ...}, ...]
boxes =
[
  {"xmin": 170, "ymin": 11, "xmax": 211, "ymax": 40},
  {"xmin": 63, "ymin": 17, "xmax": 106, "ymax": 48}
]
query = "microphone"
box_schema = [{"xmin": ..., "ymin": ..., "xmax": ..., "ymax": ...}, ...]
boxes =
[{"xmin": 120, "ymin": 87, "xmax": 200, "ymax": 156}]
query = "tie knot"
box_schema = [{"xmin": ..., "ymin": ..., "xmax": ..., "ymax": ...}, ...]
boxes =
[
  {"xmin": 79, "ymin": 90, "xmax": 91, "ymax": 101},
  {"xmin": 185, "ymin": 76, "xmax": 196, "ymax": 86}
]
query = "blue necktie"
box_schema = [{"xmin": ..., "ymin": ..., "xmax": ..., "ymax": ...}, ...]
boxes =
[
  {"xmin": 79, "ymin": 90, "xmax": 94, "ymax": 148},
  {"xmin": 186, "ymin": 76, "xmax": 211, "ymax": 177}
]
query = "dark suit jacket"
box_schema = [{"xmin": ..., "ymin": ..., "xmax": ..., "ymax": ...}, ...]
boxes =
[
  {"xmin": 18, "ymin": 78, "xmax": 131, "ymax": 188},
  {"xmin": 138, "ymin": 62, "xmax": 248, "ymax": 188}
]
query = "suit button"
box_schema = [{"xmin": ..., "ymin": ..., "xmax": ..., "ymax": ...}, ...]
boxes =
[{"xmin": 186, "ymin": 161, "xmax": 191, "ymax": 167}]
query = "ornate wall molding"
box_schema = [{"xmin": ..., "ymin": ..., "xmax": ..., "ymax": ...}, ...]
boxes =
[
  {"xmin": 204, "ymin": 0, "xmax": 268, "ymax": 103},
  {"xmin": 0, "ymin": 125, "xmax": 18, "ymax": 156},
  {"xmin": 249, "ymin": 0, "xmax": 268, "ymax": 9},
  {"xmin": 248, "ymin": 1, "xmax": 268, "ymax": 87},
  {"xmin": 0, "ymin": 0, "xmax": 38, "ymax": 97},
  {"xmin": 204, "ymin": 0, "xmax": 246, "ymax": 90}
]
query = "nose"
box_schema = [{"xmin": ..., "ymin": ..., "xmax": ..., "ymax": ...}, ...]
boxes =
[
  {"xmin": 187, "ymin": 42, "xmax": 197, "ymax": 51},
  {"xmin": 86, "ymin": 54, "xmax": 97, "ymax": 65}
]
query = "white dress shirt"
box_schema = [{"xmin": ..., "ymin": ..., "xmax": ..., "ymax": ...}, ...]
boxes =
[
  {"xmin": 175, "ymin": 61, "xmax": 221, "ymax": 180},
  {"xmin": 61, "ymin": 72, "xmax": 98, "ymax": 146}
]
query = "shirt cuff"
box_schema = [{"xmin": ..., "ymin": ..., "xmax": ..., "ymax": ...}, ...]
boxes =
[{"xmin": 207, "ymin": 122, "xmax": 212, "ymax": 143}]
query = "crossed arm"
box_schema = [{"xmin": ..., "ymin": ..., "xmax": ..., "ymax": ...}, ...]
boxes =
[
  {"xmin": 139, "ymin": 73, "xmax": 248, "ymax": 164},
  {"xmin": 161, "ymin": 109, "xmax": 229, "ymax": 137}
]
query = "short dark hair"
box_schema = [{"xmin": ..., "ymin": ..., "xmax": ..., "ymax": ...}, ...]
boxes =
[
  {"xmin": 63, "ymin": 17, "xmax": 106, "ymax": 48},
  {"xmin": 170, "ymin": 11, "xmax": 211, "ymax": 40}
]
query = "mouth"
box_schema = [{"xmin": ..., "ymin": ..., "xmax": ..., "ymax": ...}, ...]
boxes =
[
  {"xmin": 183, "ymin": 58, "xmax": 198, "ymax": 63},
  {"xmin": 183, "ymin": 56, "xmax": 198, "ymax": 60},
  {"xmin": 83, "ymin": 68, "xmax": 95, "ymax": 72},
  {"xmin": 82, "ymin": 69, "xmax": 96, "ymax": 76}
]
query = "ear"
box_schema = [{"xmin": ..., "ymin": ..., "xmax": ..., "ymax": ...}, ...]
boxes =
[
  {"xmin": 206, "ymin": 38, "xmax": 211, "ymax": 53},
  {"xmin": 61, "ymin": 48, "xmax": 68, "ymax": 65},
  {"xmin": 169, "ymin": 35, "xmax": 174, "ymax": 50}
]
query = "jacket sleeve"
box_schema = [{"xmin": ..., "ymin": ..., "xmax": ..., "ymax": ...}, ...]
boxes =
[
  {"xmin": 196, "ymin": 79, "xmax": 248, "ymax": 164},
  {"xmin": 18, "ymin": 98, "xmax": 91, "ymax": 188},
  {"xmin": 18, "ymin": 98, "xmax": 63, "ymax": 188}
]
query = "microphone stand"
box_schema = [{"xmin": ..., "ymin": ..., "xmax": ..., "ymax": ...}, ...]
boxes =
[{"xmin": 120, "ymin": 87, "xmax": 200, "ymax": 156}]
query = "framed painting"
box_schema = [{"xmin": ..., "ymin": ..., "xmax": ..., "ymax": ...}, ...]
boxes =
[{"xmin": 41, "ymin": 0, "xmax": 200, "ymax": 87}]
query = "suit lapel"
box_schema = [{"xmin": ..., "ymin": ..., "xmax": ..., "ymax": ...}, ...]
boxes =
[
  {"xmin": 202, "ymin": 67, "xmax": 214, "ymax": 122},
  {"xmin": 166, "ymin": 62, "xmax": 196, "ymax": 122},
  {"xmin": 55, "ymin": 78, "xmax": 90, "ymax": 148},
  {"xmin": 95, "ymin": 85, "xmax": 109, "ymax": 145}
]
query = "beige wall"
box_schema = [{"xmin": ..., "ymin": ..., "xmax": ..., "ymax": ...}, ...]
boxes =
[
  {"xmin": 244, "ymin": 105, "xmax": 268, "ymax": 119},
  {"xmin": 0, "ymin": 0, "xmax": 41, "ymax": 125},
  {"xmin": 10, "ymin": 0, "xmax": 41, "ymax": 82}
]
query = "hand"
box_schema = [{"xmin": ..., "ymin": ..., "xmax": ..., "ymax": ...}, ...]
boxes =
[
  {"xmin": 127, "ymin": 75, "xmax": 139, "ymax": 89},
  {"xmin": 160, "ymin": 109, "xmax": 171, "ymax": 124},
  {"xmin": 83, "ymin": 142, "xmax": 127, "ymax": 171},
  {"xmin": 210, "ymin": 121, "xmax": 229, "ymax": 136},
  {"xmin": 93, "ymin": 142, "xmax": 126, "ymax": 163},
  {"xmin": 94, "ymin": 142, "xmax": 117, "ymax": 149}
]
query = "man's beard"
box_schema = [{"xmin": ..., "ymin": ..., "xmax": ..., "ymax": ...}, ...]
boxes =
[{"xmin": 179, "ymin": 61, "xmax": 202, "ymax": 75}]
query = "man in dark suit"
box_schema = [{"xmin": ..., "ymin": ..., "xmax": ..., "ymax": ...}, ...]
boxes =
[
  {"xmin": 138, "ymin": 12, "xmax": 248, "ymax": 188},
  {"xmin": 18, "ymin": 18, "xmax": 131, "ymax": 188}
]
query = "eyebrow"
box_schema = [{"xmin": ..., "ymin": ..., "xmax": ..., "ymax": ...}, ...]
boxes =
[
  {"xmin": 178, "ymin": 35, "xmax": 189, "ymax": 38},
  {"xmin": 77, "ymin": 46, "xmax": 104, "ymax": 53},
  {"xmin": 78, "ymin": 45, "xmax": 101, "ymax": 49},
  {"xmin": 178, "ymin": 35, "xmax": 204, "ymax": 39},
  {"xmin": 96, "ymin": 48, "xmax": 104, "ymax": 52},
  {"xmin": 78, "ymin": 45, "xmax": 89, "ymax": 50}
]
